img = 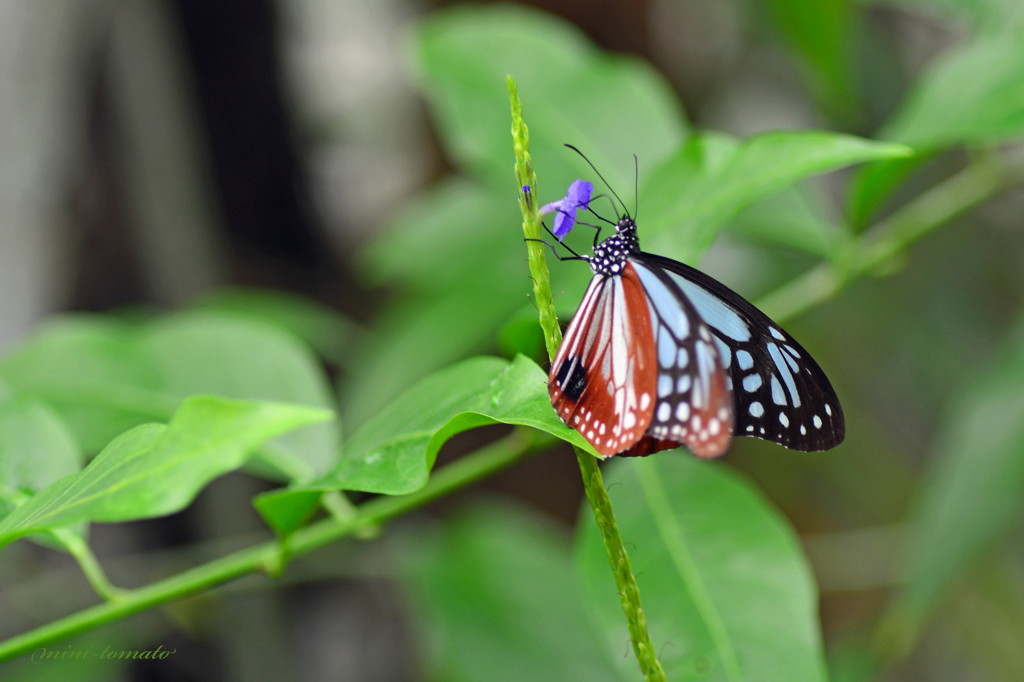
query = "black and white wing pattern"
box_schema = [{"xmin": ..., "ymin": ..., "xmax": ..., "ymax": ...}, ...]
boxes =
[
  {"xmin": 631, "ymin": 252, "xmax": 845, "ymax": 451},
  {"xmin": 549, "ymin": 261, "xmax": 733, "ymax": 458}
]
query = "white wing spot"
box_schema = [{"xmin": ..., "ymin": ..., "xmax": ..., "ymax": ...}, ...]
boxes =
[
  {"xmin": 639, "ymin": 392, "xmax": 651, "ymax": 411},
  {"xmin": 624, "ymin": 411, "xmax": 637, "ymax": 429},
  {"xmin": 746, "ymin": 425, "xmax": 755, "ymax": 432},
  {"xmin": 742, "ymin": 374, "xmax": 762, "ymax": 392},
  {"xmin": 800, "ymin": 424, "xmax": 807, "ymax": 435},
  {"xmin": 709, "ymin": 418, "xmax": 721, "ymax": 436},
  {"xmin": 768, "ymin": 343, "xmax": 800, "ymax": 408},
  {"xmin": 675, "ymin": 402, "xmax": 690, "ymax": 422},
  {"xmin": 770, "ymin": 326, "xmax": 786, "ymax": 341},
  {"xmin": 658, "ymin": 375, "xmax": 672, "ymax": 397},
  {"xmin": 824, "ymin": 403, "xmax": 832, "ymax": 416},
  {"xmin": 749, "ymin": 401, "xmax": 764, "ymax": 418},
  {"xmin": 657, "ymin": 328, "xmax": 675, "ymax": 366},
  {"xmin": 783, "ymin": 352, "xmax": 800, "ymax": 373},
  {"xmin": 770, "ymin": 376, "xmax": 786, "ymax": 405},
  {"xmin": 813, "ymin": 415, "xmax": 823, "ymax": 429},
  {"xmin": 675, "ymin": 311, "xmax": 690, "ymax": 337},
  {"xmin": 737, "ymin": 350, "xmax": 754, "ymax": 370},
  {"xmin": 657, "ymin": 403, "xmax": 671, "ymax": 422},
  {"xmin": 779, "ymin": 413, "xmax": 790, "ymax": 427},
  {"xmin": 676, "ymin": 375, "xmax": 691, "ymax": 394},
  {"xmin": 677, "ymin": 348, "xmax": 689, "ymax": 369},
  {"xmin": 719, "ymin": 343, "xmax": 732, "ymax": 368}
]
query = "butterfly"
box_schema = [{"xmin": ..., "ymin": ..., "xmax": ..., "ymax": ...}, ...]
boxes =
[{"xmin": 541, "ymin": 149, "xmax": 845, "ymax": 458}]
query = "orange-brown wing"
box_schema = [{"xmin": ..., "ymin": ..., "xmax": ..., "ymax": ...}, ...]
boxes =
[{"xmin": 549, "ymin": 265, "xmax": 658, "ymax": 456}]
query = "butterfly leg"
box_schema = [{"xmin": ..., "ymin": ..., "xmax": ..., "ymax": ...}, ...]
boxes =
[{"xmin": 524, "ymin": 236, "xmax": 590, "ymax": 263}]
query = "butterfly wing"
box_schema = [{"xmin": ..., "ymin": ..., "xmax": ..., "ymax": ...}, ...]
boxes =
[
  {"xmin": 624, "ymin": 260, "xmax": 734, "ymax": 458},
  {"xmin": 549, "ymin": 267, "xmax": 657, "ymax": 456},
  {"xmin": 550, "ymin": 262, "xmax": 733, "ymax": 458},
  {"xmin": 633, "ymin": 252, "xmax": 845, "ymax": 451}
]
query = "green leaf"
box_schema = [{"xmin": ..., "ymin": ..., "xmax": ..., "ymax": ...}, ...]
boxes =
[
  {"xmin": 416, "ymin": 4, "xmax": 687, "ymax": 188},
  {"xmin": 727, "ymin": 183, "xmax": 844, "ymax": 258},
  {"xmin": 497, "ymin": 308, "xmax": 545, "ymax": 360},
  {"xmin": 576, "ymin": 457, "xmax": 826, "ymax": 681},
  {"xmin": 340, "ymin": 266, "xmax": 523, "ymax": 429},
  {"xmin": 400, "ymin": 501, "xmax": 626, "ymax": 682},
  {"xmin": 0, "ymin": 396, "xmax": 332, "ymax": 548},
  {"xmin": 881, "ymin": 315, "xmax": 1024, "ymax": 645},
  {"xmin": 0, "ymin": 398, "xmax": 86, "ymax": 551},
  {"xmin": 0, "ymin": 398, "xmax": 83, "ymax": 498},
  {"xmin": 641, "ymin": 130, "xmax": 910, "ymax": 261},
  {"xmin": 252, "ymin": 489, "xmax": 325, "ymax": 537},
  {"xmin": 851, "ymin": 30, "xmax": 1024, "ymax": 222},
  {"xmin": 846, "ymin": 155, "xmax": 926, "ymax": 229},
  {"xmin": 333, "ymin": 355, "xmax": 588, "ymax": 495},
  {"xmin": 193, "ymin": 287, "xmax": 362, "ymax": 371},
  {"xmin": 344, "ymin": 181, "xmax": 530, "ymax": 428},
  {"xmin": 361, "ymin": 179, "xmax": 498, "ymax": 291},
  {"xmin": 364, "ymin": 5, "xmax": 688, "ymax": 427},
  {"xmin": 0, "ymin": 317, "xmax": 172, "ymax": 453},
  {"xmin": 0, "ymin": 312, "xmax": 340, "ymax": 482},
  {"xmin": 142, "ymin": 313, "xmax": 341, "ymax": 479},
  {"xmin": 883, "ymin": 32, "xmax": 1024, "ymax": 149}
]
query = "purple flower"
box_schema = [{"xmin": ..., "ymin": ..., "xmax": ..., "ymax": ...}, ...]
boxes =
[{"xmin": 541, "ymin": 179, "xmax": 593, "ymax": 241}]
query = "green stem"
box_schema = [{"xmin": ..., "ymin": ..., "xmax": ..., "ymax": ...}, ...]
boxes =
[
  {"xmin": 576, "ymin": 451, "xmax": 666, "ymax": 680},
  {"xmin": 508, "ymin": 76, "xmax": 561, "ymax": 361},
  {"xmin": 0, "ymin": 437, "xmax": 527, "ymax": 663},
  {"xmin": 61, "ymin": 531, "xmax": 127, "ymax": 602},
  {"xmin": 509, "ymin": 75, "xmax": 667, "ymax": 682},
  {"xmin": 758, "ymin": 156, "xmax": 1008, "ymax": 323}
]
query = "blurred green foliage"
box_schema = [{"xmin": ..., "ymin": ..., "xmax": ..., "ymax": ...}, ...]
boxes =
[{"xmin": 3, "ymin": 1, "xmax": 1024, "ymax": 680}]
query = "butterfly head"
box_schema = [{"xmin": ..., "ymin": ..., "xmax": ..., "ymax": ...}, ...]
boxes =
[{"xmin": 615, "ymin": 216, "xmax": 637, "ymax": 236}]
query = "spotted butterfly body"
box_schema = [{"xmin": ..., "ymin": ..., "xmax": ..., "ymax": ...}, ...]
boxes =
[{"xmin": 549, "ymin": 216, "xmax": 844, "ymax": 458}]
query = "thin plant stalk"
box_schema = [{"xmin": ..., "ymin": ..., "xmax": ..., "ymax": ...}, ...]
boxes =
[{"xmin": 508, "ymin": 75, "xmax": 668, "ymax": 682}]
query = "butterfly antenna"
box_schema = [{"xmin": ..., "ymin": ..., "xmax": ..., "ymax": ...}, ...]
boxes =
[
  {"xmin": 564, "ymin": 144, "xmax": 630, "ymax": 218},
  {"xmin": 632, "ymin": 153, "xmax": 639, "ymax": 221},
  {"xmin": 585, "ymin": 194, "xmax": 617, "ymax": 226}
]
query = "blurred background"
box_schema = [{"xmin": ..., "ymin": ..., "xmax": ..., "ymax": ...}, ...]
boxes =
[{"xmin": 2, "ymin": 0, "xmax": 1023, "ymax": 680}]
